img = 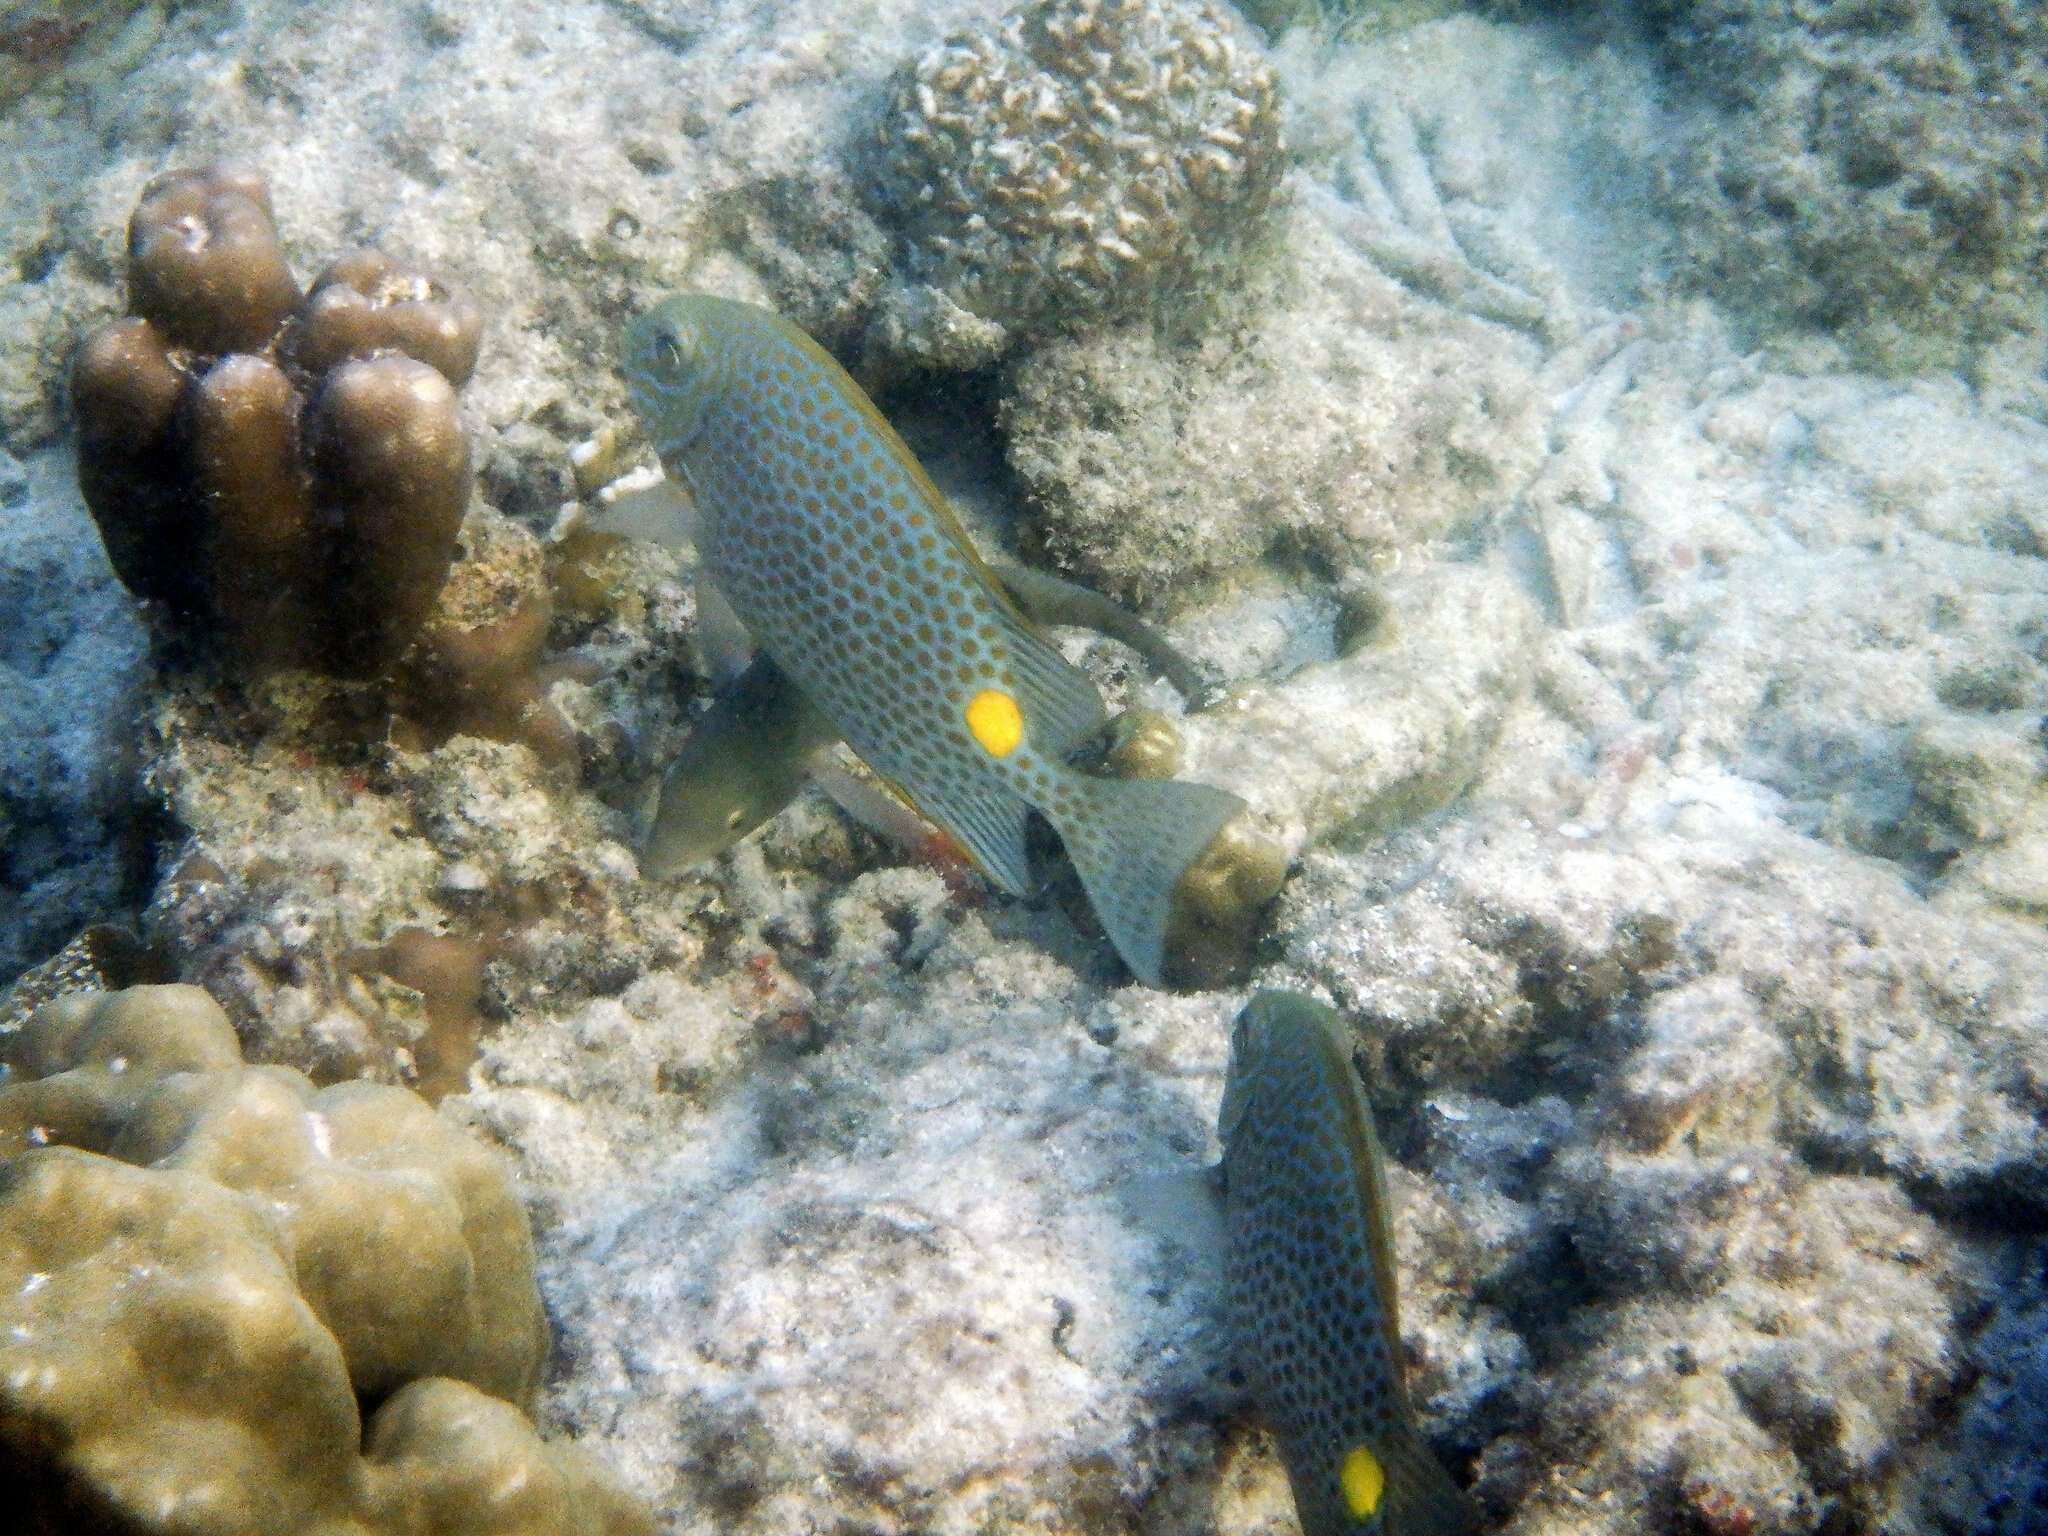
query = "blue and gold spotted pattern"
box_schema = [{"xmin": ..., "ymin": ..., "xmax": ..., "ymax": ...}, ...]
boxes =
[
  {"xmin": 624, "ymin": 295, "xmax": 1245, "ymax": 985},
  {"xmin": 1219, "ymin": 991, "xmax": 1479, "ymax": 1535}
]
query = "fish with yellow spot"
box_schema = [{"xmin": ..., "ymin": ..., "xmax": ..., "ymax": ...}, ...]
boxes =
[
  {"xmin": 622, "ymin": 293, "xmax": 1249, "ymax": 986},
  {"xmin": 1218, "ymin": 991, "xmax": 1479, "ymax": 1536}
]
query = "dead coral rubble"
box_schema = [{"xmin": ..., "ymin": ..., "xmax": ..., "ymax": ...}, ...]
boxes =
[{"xmin": 0, "ymin": 983, "xmax": 653, "ymax": 1536}]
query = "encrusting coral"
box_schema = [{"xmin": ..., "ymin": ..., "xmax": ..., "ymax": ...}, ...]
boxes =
[
  {"xmin": 865, "ymin": 0, "xmax": 1286, "ymax": 364},
  {"xmin": 0, "ymin": 983, "xmax": 653, "ymax": 1536},
  {"xmin": 1649, "ymin": 0, "xmax": 2048, "ymax": 380},
  {"xmin": 73, "ymin": 163, "xmax": 478, "ymax": 677}
]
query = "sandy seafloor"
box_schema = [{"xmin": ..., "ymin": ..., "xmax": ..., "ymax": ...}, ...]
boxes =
[{"xmin": 2, "ymin": 1, "xmax": 2046, "ymax": 1533}]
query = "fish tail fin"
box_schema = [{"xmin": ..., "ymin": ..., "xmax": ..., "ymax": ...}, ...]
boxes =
[
  {"xmin": 1373, "ymin": 1427, "xmax": 1481, "ymax": 1536},
  {"xmin": 1042, "ymin": 770, "xmax": 1245, "ymax": 987}
]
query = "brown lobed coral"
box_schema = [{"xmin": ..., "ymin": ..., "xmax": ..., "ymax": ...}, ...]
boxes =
[
  {"xmin": 867, "ymin": 0, "xmax": 1285, "ymax": 358},
  {"xmin": 0, "ymin": 983, "xmax": 653, "ymax": 1536},
  {"xmin": 71, "ymin": 163, "xmax": 481, "ymax": 679}
]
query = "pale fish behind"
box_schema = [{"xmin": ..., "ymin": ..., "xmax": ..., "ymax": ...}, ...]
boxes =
[
  {"xmin": 1219, "ymin": 990, "xmax": 1479, "ymax": 1536},
  {"xmin": 623, "ymin": 294, "xmax": 1246, "ymax": 987}
]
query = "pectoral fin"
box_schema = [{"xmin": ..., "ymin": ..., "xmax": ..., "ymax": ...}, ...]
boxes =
[
  {"xmin": 585, "ymin": 471, "xmax": 699, "ymax": 550},
  {"xmin": 693, "ymin": 573, "xmax": 755, "ymax": 685}
]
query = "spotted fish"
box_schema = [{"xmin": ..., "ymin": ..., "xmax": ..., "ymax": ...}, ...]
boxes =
[
  {"xmin": 1219, "ymin": 991, "xmax": 1478, "ymax": 1536},
  {"xmin": 623, "ymin": 294, "xmax": 1245, "ymax": 986}
]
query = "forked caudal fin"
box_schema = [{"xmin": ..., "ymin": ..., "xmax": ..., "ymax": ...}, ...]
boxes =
[{"xmin": 1043, "ymin": 770, "xmax": 1246, "ymax": 987}]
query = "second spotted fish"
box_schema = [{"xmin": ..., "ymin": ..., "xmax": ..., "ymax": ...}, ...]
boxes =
[
  {"xmin": 1219, "ymin": 991, "xmax": 1479, "ymax": 1536},
  {"xmin": 622, "ymin": 294, "xmax": 1247, "ymax": 987}
]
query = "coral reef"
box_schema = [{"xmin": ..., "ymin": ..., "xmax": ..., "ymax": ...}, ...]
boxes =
[
  {"xmin": 2, "ymin": 3, "xmax": 2045, "ymax": 1535},
  {"xmin": 73, "ymin": 163, "xmax": 477, "ymax": 678},
  {"xmin": 1893, "ymin": 1241, "xmax": 2048, "ymax": 1536},
  {"xmin": 467, "ymin": 876, "xmax": 1260, "ymax": 1532},
  {"xmin": 0, "ymin": 983, "xmax": 652, "ymax": 1535},
  {"xmin": 1235, "ymin": 0, "xmax": 1477, "ymax": 41},
  {"xmin": 1181, "ymin": 560, "xmax": 1544, "ymax": 855},
  {"xmin": 1271, "ymin": 809, "xmax": 2034, "ymax": 1532},
  {"xmin": 0, "ymin": 2, "xmax": 164, "ymax": 113},
  {"xmin": 865, "ymin": 0, "xmax": 1286, "ymax": 366},
  {"xmin": 134, "ymin": 706, "xmax": 702, "ymax": 1088},
  {"xmin": 1650, "ymin": 0, "xmax": 2048, "ymax": 384},
  {"xmin": 1497, "ymin": 1163, "xmax": 1968, "ymax": 1534}
]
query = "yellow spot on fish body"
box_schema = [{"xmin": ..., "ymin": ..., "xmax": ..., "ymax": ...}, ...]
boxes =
[
  {"xmin": 1341, "ymin": 1445, "xmax": 1385, "ymax": 1520},
  {"xmin": 966, "ymin": 689, "xmax": 1024, "ymax": 757}
]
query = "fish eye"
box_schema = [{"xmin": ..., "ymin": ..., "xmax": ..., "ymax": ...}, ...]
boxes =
[{"xmin": 658, "ymin": 332, "xmax": 687, "ymax": 371}]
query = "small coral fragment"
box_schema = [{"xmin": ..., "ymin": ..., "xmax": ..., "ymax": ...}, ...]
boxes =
[
  {"xmin": 1104, "ymin": 707, "xmax": 1185, "ymax": 780},
  {"xmin": 352, "ymin": 925, "xmax": 495, "ymax": 1103}
]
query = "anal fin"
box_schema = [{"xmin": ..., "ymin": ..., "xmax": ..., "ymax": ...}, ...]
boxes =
[{"xmin": 897, "ymin": 760, "xmax": 1036, "ymax": 897}]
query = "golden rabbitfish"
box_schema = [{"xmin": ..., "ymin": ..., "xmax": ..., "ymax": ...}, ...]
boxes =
[
  {"xmin": 623, "ymin": 294, "xmax": 1245, "ymax": 986},
  {"xmin": 1219, "ymin": 991, "xmax": 1479, "ymax": 1536}
]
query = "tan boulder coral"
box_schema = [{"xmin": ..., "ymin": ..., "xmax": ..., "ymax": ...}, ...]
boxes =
[
  {"xmin": 867, "ymin": 0, "xmax": 1285, "ymax": 364},
  {"xmin": 0, "ymin": 984, "xmax": 651, "ymax": 1536}
]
